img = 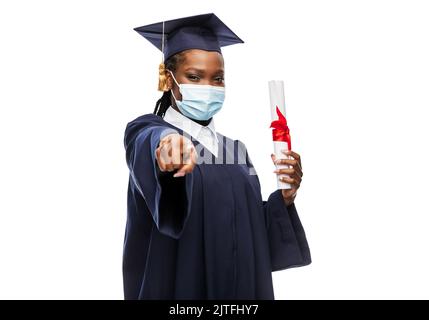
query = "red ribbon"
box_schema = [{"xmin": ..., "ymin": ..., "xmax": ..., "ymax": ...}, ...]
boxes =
[{"xmin": 270, "ymin": 106, "xmax": 291, "ymax": 150}]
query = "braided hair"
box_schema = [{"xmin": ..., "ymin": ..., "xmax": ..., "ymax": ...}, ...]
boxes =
[{"xmin": 153, "ymin": 52, "xmax": 186, "ymax": 117}]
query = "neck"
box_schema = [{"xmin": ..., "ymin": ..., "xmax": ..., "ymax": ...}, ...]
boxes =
[{"xmin": 193, "ymin": 118, "xmax": 212, "ymax": 126}]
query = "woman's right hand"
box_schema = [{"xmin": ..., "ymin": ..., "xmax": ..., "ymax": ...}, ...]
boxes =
[{"xmin": 155, "ymin": 133, "xmax": 198, "ymax": 177}]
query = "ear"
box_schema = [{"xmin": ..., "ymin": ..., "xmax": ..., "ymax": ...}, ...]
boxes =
[{"xmin": 166, "ymin": 71, "xmax": 173, "ymax": 91}]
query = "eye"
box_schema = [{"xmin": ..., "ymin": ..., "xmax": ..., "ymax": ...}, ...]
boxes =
[
  {"xmin": 186, "ymin": 74, "xmax": 200, "ymax": 81},
  {"xmin": 214, "ymin": 76, "xmax": 224, "ymax": 84}
]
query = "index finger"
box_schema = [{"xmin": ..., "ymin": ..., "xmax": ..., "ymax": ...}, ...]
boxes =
[
  {"xmin": 173, "ymin": 148, "xmax": 197, "ymax": 177},
  {"xmin": 173, "ymin": 162, "xmax": 195, "ymax": 177}
]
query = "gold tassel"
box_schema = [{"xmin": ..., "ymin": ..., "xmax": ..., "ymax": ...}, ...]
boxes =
[{"xmin": 158, "ymin": 62, "xmax": 169, "ymax": 92}]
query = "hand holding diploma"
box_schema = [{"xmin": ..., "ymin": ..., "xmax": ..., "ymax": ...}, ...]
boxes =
[
  {"xmin": 268, "ymin": 80, "xmax": 303, "ymax": 206},
  {"xmin": 271, "ymin": 150, "xmax": 303, "ymax": 206}
]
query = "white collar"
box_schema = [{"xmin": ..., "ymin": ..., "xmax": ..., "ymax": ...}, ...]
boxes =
[{"xmin": 163, "ymin": 106, "xmax": 219, "ymax": 156}]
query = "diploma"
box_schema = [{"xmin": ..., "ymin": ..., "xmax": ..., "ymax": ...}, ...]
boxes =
[{"xmin": 268, "ymin": 80, "xmax": 292, "ymax": 190}]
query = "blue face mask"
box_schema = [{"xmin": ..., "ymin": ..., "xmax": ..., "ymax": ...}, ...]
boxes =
[{"xmin": 168, "ymin": 70, "xmax": 225, "ymax": 121}]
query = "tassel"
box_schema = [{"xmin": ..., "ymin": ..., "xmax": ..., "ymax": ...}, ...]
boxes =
[
  {"xmin": 158, "ymin": 62, "xmax": 169, "ymax": 92},
  {"xmin": 158, "ymin": 21, "xmax": 169, "ymax": 92}
]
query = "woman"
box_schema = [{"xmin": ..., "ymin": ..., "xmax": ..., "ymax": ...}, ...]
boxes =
[{"xmin": 123, "ymin": 13, "xmax": 311, "ymax": 300}]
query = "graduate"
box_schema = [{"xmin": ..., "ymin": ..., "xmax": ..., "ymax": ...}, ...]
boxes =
[{"xmin": 123, "ymin": 13, "xmax": 311, "ymax": 300}]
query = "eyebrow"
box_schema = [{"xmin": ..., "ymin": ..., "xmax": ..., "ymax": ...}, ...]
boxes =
[{"xmin": 184, "ymin": 67, "xmax": 224, "ymax": 74}]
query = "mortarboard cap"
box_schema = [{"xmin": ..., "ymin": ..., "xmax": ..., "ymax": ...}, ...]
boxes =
[{"xmin": 134, "ymin": 13, "xmax": 244, "ymax": 61}]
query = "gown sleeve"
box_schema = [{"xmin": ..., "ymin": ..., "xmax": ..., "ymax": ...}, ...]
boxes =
[
  {"xmin": 240, "ymin": 140, "xmax": 311, "ymax": 271},
  {"xmin": 124, "ymin": 115, "xmax": 194, "ymax": 239},
  {"xmin": 263, "ymin": 191, "xmax": 311, "ymax": 271}
]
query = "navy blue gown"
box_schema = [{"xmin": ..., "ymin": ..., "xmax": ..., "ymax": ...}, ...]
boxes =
[{"xmin": 123, "ymin": 113, "xmax": 311, "ymax": 299}]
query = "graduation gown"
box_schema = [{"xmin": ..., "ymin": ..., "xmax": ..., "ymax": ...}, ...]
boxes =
[{"xmin": 123, "ymin": 113, "xmax": 311, "ymax": 300}]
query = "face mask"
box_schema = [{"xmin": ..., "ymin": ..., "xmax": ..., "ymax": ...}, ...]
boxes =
[{"xmin": 168, "ymin": 70, "xmax": 225, "ymax": 121}]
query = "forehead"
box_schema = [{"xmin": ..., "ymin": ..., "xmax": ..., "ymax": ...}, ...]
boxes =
[{"xmin": 179, "ymin": 49, "xmax": 224, "ymax": 69}]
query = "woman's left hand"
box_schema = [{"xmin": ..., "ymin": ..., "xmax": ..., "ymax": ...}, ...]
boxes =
[{"xmin": 271, "ymin": 150, "xmax": 303, "ymax": 206}]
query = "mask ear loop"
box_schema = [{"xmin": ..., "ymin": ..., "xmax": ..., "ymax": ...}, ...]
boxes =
[
  {"xmin": 168, "ymin": 69, "xmax": 181, "ymax": 104},
  {"xmin": 167, "ymin": 69, "xmax": 180, "ymax": 88}
]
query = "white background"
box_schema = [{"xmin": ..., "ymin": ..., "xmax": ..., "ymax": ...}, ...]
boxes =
[{"xmin": 1, "ymin": 0, "xmax": 428, "ymax": 299}]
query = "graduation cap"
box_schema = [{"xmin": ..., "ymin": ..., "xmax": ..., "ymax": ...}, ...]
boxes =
[{"xmin": 134, "ymin": 13, "xmax": 244, "ymax": 91}]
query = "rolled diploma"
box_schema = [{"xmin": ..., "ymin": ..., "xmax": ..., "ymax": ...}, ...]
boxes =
[{"xmin": 268, "ymin": 80, "xmax": 292, "ymax": 190}]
